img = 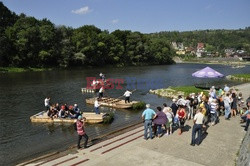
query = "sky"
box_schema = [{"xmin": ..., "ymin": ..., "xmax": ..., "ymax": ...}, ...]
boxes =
[{"xmin": 2, "ymin": 0, "xmax": 250, "ymax": 33}]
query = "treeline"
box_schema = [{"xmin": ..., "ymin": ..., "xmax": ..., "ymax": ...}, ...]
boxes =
[
  {"xmin": 149, "ymin": 28, "xmax": 250, "ymax": 54},
  {"xmin": 0, "ymin": 2, "xmax": 175, "ymax": 68},
  {"xmin": 1, "ymin": 2, "xmax": 249, "ymax": 68}
]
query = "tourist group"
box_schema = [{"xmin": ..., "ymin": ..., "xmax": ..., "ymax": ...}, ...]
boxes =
[{"xmin": 142, "ymin": 84, "xmax": 250, "ymax": 146}]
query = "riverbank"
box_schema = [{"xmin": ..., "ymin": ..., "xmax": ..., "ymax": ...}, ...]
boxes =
[
  {"xmin": 173, "ymin": 56, "xmax": 250, "ymax": 66},
  {"xmin": 17, "ymin": 83, "xmax": 250, "ymax": 166},
  {"xmin": 226, "ymin": 74, "xmax": 250, "ymax": 82},
  {"xmin": 18, "ymin": 113, "xmax": 247, "ymax": 166},
  {"xmin": 149, "ymin": 86, "xmax": 208, "ymax": 99},
  {"xmin": 0, "ymin": 67, "xmax": 51, "ymax": 73}
]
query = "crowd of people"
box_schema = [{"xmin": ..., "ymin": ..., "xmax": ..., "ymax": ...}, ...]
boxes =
[
  {"xmin": 142, "ymin": 84, "xmax": 250, "ymax": 146},
  {"xmin": 44, "ymin": 97, "xmax": 81, "ymax": 119}
]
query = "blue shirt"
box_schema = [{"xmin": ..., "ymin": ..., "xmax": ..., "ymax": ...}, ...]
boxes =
[{"xmin": 142, "ymin": 108, "xmax": 156, "ymax": 120}]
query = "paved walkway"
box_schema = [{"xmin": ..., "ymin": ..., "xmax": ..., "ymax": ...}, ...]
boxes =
[
  {"xmin": 20, "ymin": 83, "xmax": 250, "ymax": 166},
  {"xmin": 21, "ymin": 116, "xmax": 246, "ymax": 166}
]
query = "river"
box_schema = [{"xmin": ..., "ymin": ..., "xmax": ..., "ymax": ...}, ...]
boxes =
[{"xmin": 0, "ymin": 63, "xmax": 249, "ymax": 165}]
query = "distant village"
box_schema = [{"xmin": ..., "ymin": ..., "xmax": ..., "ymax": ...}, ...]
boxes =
[{"xmin": 171, "ymin": 42, "xmax": 248, "ymax": 59}]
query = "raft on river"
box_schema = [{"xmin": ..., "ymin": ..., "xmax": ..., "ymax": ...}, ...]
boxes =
[
  {"xmin": 30, "ymin": 111, "xmax": 108, "ymax": 124},
  {"xmin": 86, "ymin": 97, "xmax": 139, "ymax": 109}
]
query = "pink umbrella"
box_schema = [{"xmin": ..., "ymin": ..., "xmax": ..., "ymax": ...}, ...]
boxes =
[{"xmin": 192, "ymin": 66, "xmax": 224, "ymax": 78}]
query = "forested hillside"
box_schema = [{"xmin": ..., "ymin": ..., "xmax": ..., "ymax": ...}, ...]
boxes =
[
  {"xmin": 0, "ymin": 2, "xmax": 249, "ymax": 68},
  {"xmin": 0, "ymin": 2, "xmax": 175, "ymax": 68}
]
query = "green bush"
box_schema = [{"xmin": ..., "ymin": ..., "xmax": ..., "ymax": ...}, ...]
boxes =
[
  {"xmin": 103, "ymin": 112, "xmax": 114, "ymax": 124},
  {"xmin": 171, "ymin": 86, "xmax": 208, "ymax": 96},
  {"xmin": 132, "ymin": 102, "xmax": 146, "ymax": 110}
]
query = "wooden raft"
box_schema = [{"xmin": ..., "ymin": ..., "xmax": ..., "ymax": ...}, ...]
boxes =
[
  {"xmin": 30, "ymin": 111, "xmax": 106, "ymax": 124},
  {"xmin": 85, "ymin": 97, "xmax": 139, "ymax": 109}
]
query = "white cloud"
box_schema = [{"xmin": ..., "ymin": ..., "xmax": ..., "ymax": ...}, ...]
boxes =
[
  {"xmin": 111, "ymin": 19, "xmax": 119, "ymax": 24},
  {"xmin": 72, "ymin": 6, "xmax": 92, "ymax": 15}
]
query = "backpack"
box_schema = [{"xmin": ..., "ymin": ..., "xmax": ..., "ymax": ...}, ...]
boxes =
[{"xmin": 73, "ymin": 122, "xmax": 77, "ymax": 131}]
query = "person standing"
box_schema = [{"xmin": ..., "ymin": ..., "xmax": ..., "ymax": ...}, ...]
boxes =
[
  {"xmin": 142, "ymin": 104, "xmax": 156, "ymax": 140},
  {"xmin": 123, "ymin": 90, "xmax": 132, "ymax": 103},
  {"xmin": 210, "ymin": 99, "xmax": 218, "ymax": 126},
  {"xmin": 224, "ymin": 93, "xmax": 231, "ymax": 120},
  {"xmin": 44, "ymin": 97, "xmax": 50, "ymax": 111},
  {"xmin": 171, "ymin": 98, "xmax": 178, "ymax": 116},
  {"xmin": 94, "ymin": 98, "xmax": 100, "ymax": 114},
  {"xmin": 164, "ymin": 107, "xmax": 174, "ymax": 135},
  {"xmin": 231, "ymin": 93, "xmax": 238, "ymax": 117},
  {"xmin": 153, "ymin": 107, "xmax": 167, "ymax": 138},
  {"xmin": 190, "ymin": 108, "xmax": 204, "ymax": 146},
  {"xmin": 76, "ymin": 116, "xmax": 89, "ymax": 149},
  {"xmin": 177, "ymin": 106, "xmax": 186, "ymax": 135},
  {"xmin": 244, "ymin": 108, "xmax": 250, "ymax": 131},
  {"xmin": 98, "ymin": 86, "xmax": 104, "ymax": 99},
  {"xmin": 224, "ymin": 84, "xmax": 230, "ymax": 93}
]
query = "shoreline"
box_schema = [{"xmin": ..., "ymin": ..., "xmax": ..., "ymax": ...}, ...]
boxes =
[
  {"xmin": 17, "ymin": 121, "xmax": 143, "ymax": 166},
  {"xmin": 1, "ymin": 59, "xmax": 250, "ymax": 73},
  {"xmin": 177, "ymin": 61, "xmax": 250, "ymax": 65},
  {"xmin": 0, "ymin": 67, "xmax": 52, "ymax": 73},
  {"xmin": 17, "ymin": 82, "xmax": 250, "ymax": 165}
]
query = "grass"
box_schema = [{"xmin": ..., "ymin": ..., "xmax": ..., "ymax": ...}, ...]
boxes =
[
  {"xmin": 0, "ymin": 67, "xmax": 51, "ymax": 73},
  {"xmin": 170, "ymin": 86, "xmax": 208, "ymax": 96},
  {"xmin": 231, "ymin": 74, "xmax": 250, "ymax": 79}
]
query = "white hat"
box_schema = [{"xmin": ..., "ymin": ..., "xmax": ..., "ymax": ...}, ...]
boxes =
[{"xmin": 146, "ymin": 104, "xmax": 150, "ymax": 108}]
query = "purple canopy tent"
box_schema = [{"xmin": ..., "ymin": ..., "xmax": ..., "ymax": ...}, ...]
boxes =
[{"xmin": 192, "ymin": 66, "xmax": 224, "ymax": 78}]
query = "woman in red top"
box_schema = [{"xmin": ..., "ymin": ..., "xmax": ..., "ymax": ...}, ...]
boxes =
[
  {"xmin": 76, "ymin": 116, "xmax": 89, "ymax": 149},
  {"xmin": 177, "ymin": 106, "xmax": 186, "ymax": 135}
]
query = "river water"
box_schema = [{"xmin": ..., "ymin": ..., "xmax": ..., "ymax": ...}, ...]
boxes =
[{"xmin": 0, "ymin": 63, "xmax": 249, "ymax": 165}]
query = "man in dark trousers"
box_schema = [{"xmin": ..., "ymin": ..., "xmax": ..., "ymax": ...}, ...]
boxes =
[
  {"xmin": 190, "ymin": 108, "xmax": 204, "ymax": 146},
  {"xmin": 123, "ymin": 90, "xmax": 132, "ymax": 103},
  {"xmin": 76, "ymin": 115, "xmax": 89, "ymax": 149}
]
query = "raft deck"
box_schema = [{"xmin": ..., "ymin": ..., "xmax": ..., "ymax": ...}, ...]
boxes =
[
  {"xmin": 86, "ymin": 97, "xmax": 139, "ymax": 109},
  {"xmin": 30, "ymin": 111, "xmax": 106, "ymax": 124}
]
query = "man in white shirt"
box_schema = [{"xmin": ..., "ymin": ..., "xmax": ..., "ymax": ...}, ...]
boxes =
[
  {"xmin": 94, "ymin": 98, "xmax": 100, "ymax": 114},
  {"xmin": 177, "ymin": 95, "xmax": 186, "ymax": 107},
  {"xmin": 123, "ymin": 90, "xmax": 132, "ymax": 103},
  {"xmin": 190, "ymin": 108, "xmax": 204, "ymax": 146},
  {"xmin": 44, "ymin": 97, "xmax": 50, "ymax": 111}
]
